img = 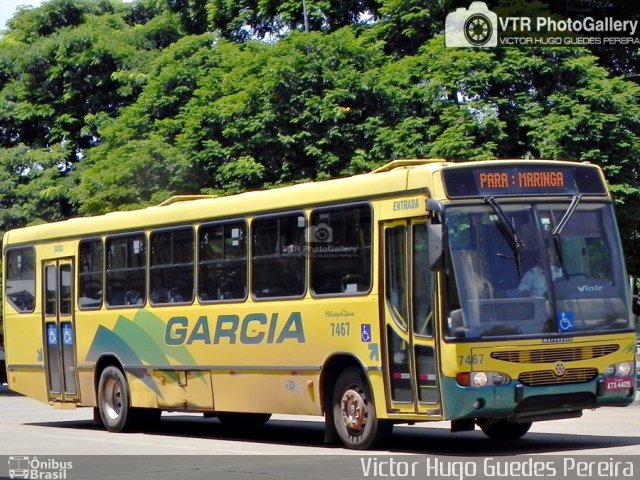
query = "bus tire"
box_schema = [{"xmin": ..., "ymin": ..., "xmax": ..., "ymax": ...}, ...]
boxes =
[
  {"xmin": 477, "ymin": 419, "xmax": 532, "ymax": 440},
  {"xmin": 97, "ymin": 366, "xmax": 134, "ymax": 432},
  {"xmin": 332, "ymin": 367, "xmax": 392, "ymax": 449}
]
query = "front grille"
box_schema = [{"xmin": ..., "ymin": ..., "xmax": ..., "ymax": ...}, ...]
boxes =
[
  {"xmin": 491, "ymin": 344, "xmax": 618, "ymax": 363},
  {"xmin": 519, "ymin": 368, "xmax": 598, "ymax": 386}
]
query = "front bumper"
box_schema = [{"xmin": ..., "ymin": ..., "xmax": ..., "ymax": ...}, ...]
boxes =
[{"xmin": 441, "ymin": 374, "xmax": 635, "ymax": 422}]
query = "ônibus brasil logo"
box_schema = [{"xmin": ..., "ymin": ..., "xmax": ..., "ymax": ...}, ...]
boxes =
[{"xmin": 8, "ymin": 456, "xmax": 73, "ymax": 480}]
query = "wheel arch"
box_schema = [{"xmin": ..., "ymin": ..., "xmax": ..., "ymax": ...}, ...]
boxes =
[
  {"xmin": 93, "ymin": 354, "xmax": 125, "ymax": 397},
  {"xmin": 320, "ymin": 353, "xmax": 369, "ymax": 415},
  {"xmin": 320, "ymin": 353, "xmax": 380, "ymax": 444}
]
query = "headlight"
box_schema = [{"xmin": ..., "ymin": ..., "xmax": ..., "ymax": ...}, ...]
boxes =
[
  {"xmin": 472, "ymin": 372, "xmax": 488, "ymax": 387},
  {"xmin": 615, "ymin": 362, "xmax": 632, "ymax": 377},
  {"xmin": 491, "ymin": 372, "xmax": 510, "ymax": 385},
  {"xmin": 605, "ymin": 361, "xmax": 634, "ymax": 377},
  {"xmin": 456, "ymin": 371, "xmax": 511, "ymax": 386}
]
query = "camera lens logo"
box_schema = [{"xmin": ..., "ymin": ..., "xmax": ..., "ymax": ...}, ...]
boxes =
[
  {"xmin": 445, "ymin": 2, "xmax": 498, "ymax": 48},
  {"xmin": 312, "ymin": 223, "xmax": 333, "ymax": 243},
  {"xmin": 464, "ymin": 12, "xmax": 493, "ymax": 45}
]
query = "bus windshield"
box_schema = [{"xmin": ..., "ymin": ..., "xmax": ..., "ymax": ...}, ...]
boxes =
[{"xmin": 444, "ymin": 202, "xmax": 632, "ymax": 340}]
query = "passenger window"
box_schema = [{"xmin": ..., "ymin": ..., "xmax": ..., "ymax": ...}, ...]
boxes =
[
  {"xmin": 106, "ymin": 234, "xmax": 146, "ymax": 307},
  {"xmin": 150, "ymin": 228, "xmax": 194, "ymax": 305},
  {"xmin": 386, "ymin": 226, "xmax": 408, "ymax": 328},
  {"xmin": 6, "ymin": 248, "xmax": 36, "ymax": 312},
  {"xmin": 79, "ymin": 239, "xmax": 103, "ymax": 309},
  {"xmin": 252, "ymin": 213, "xmax": 306, "ymax": 298},
  {"xmin": 59, "ymin": 264, "xmax": 72, "ymax": 315},
  {"xmin": 310, "ymin": 205, "xmax": 372, "ymax": 295},
  {"xmin": 198, "ymin": 221, "xmax": 247, "ymax": 302},
  {"xmin": 45, "ymin": 265, "xmax": 57, "ymax": 316},
  {"xmin": 413, "ymin": 224, "xmax": 433, "ymax": 336}
]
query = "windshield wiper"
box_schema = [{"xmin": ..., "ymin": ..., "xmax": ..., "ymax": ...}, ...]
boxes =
[
  {"xmin": 551, "ymin": 194, "xmax": 582, "ymax": 237},
  {"xmin": 484, "ymin": 196, "xmax": 524, "ymax": 277},
  {"xmin": 549, "ymin": 194, "xmax": 581, "ymax": 271},
  {"xmin": 484, "ymin": 196, "xmax": 525, "ymax": 251}
]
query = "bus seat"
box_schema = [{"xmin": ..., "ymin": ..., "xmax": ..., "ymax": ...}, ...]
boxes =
[
  {"xmin": 125, "ymin": 290, "xmax": 143, "ymax": 305},
  {"xmin": 151, "ymin": 288, "xmax": 171, "ymax": 304}
]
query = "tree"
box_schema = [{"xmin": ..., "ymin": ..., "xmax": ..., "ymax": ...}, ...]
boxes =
[
  {"xmin": 206, "ymin": 0, "xmax": 382, "ymax": 41},
  {"xmin": 1, "ymin": 0, "xmax": 638, "ymax": 277},
  {"xmin": 0, "ymin": 0, "xmax": 182, "ymax": 227}
]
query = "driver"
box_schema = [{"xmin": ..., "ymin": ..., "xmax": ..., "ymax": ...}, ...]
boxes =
[{"xmin": 517, "ymin": 245, "xmax": 563, "ymax": 297}]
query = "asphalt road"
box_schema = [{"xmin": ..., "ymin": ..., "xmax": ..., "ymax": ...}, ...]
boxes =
[{"xmin": 0, "ymin": 385, "xmax": 638, "ymax": 479}]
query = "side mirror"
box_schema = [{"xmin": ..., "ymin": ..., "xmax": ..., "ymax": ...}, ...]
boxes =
[{"xmin": 428, "ymin": 224, "xmax": 444, "ymax": 271}]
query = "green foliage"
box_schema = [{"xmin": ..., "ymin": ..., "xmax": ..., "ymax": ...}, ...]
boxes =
[
  {"xmin": 374, "ymin": 0, "xmax": 449, "ymax": 55},
  {"xmin": 0, "ymin": 0, "xmax": 182, "ymax": 230},
  {"xmin": 72, "ymin": 135, "xmax": 195, "ymax": 213},
  {"xmin": 206, "ymin": 0, "xmax": 383, "ymax": 41},
  {"xmin": 166, "ymin": 0, "xmax": 209, "ymax": 34},
  {"xmin": 217, "ymin": 156, "xmax": 266, "ymax": 192},
  {"xmin": 0, "ymin": 144, "xmax": 74, "ymax": 229}
]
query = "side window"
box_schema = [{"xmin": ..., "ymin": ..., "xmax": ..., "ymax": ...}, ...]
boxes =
[
  {"xmin": 106, "ymin": 234, "xmax": 146, "ymax": 307},
  {"xmin": 413, "ymin": 224, "xmax": 433, "ymax": 337},
  {"xmin": 45, "ymin": 265, "xmax": 57, "ymax": 316},
  {"xmin": 252, "ymin": 213, "xmax": 306, "ymax": 298},
  {"xmin": 6, "ymin": 248, "xmax": 35, "ymax": 312},
  {"xmin": 310, "ymin": 204, "xmax": 372, "ymax": 295},
  {"xmin": 59, "ymin": 264, "xmax": 72, "ymax": 316},
  {"xmin": 385, "ymin": 226, "xmax": 408, "ymax": 329},
  {"xmin": 78, "ymin": 239, "xmax": 103, "ymax": 309},
  {"xmin": 150, "ymin": 228, "xmax": 194, "ymax": 305},
  {"xmin": 198, "ymin": 221, "xmax": 247, "ymax": 302}
]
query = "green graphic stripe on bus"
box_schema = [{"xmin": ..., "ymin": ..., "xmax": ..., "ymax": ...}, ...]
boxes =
[
  {"xmin": 85, "ymin": 311, "xmax": 196, "ymax": 367},
  {"xmin": 86, "ymin": 324, "xmax": 144, "ymax": 366},
  {"xmin": 126, "ymin": 310, "xmax": 196, "ymax": 365}
]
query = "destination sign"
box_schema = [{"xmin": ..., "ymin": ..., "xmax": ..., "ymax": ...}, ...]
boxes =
[{"xmin": 442, "ymin": 164, "xmax": 607, "ymax": 198}]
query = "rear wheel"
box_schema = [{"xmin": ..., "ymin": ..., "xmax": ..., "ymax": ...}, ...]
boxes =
[
  {"xmin": 97, "ymin": 366, "xmax": 161, "ymax": 432},
  {"xmin": 477, "ymin": 419, "xmax": 532, "ymax": 440},
  {"xmin": 332, "ymin": 367, "xmax": 392, "ymax": 449},
  {"xmin": 98, "ymin": 366, "xmax": 133, "ymax": 432}
]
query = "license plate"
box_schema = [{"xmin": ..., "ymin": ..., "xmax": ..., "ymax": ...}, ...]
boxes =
[{"xmin": 603, "ymin": 377, "xmax": 633, "ymax": 391}]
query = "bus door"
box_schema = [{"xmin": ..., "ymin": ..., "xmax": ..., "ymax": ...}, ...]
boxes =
[
  {"xmin": 383, "ymin": 219, "xmax": 442, "ymax": 416},
  {"xmin": 43, "ymin": 259, "xmax": 79, "ymax": 402}
]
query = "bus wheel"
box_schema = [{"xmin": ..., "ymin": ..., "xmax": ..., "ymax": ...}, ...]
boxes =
[
  {"xmin": 217, "ymin": 412, "xmax": 272, "ymax": 427},
  {"xmin": 332, "ymin": 367, "xmax": 392, "ymax": 449},
  {"xmin": 477, "ymin": 419, "xmax": 532, "ymax": 440},
  {"xmin": 98, "ymin": 366, "xmax": 133, "ymax": 432}
]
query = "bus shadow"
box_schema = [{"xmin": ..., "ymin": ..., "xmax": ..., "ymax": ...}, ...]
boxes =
[
  {"xmin": 0, "ymin": 384, "xmax": 22, "ymax": 397},
  {"xmin": 27, "ymin": 414, "xmax": 640, "ymax": 456},
  {"xmin": 385, "ymin": 426, "xmax": 640, "ymax": 456}
]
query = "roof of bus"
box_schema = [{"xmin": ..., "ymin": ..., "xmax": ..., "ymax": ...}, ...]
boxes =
[{"xmin": 3, "ymin": 158, "xmax": 601, "ymax": 246}]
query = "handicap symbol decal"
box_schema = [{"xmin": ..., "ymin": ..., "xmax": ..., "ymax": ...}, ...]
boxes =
[
  {"xmin": 556, "ymin": 311, "xmax": 575, "ymax": 333},
  {"xmin": 361, "ymin": 324, "xmax": 372, "ymax": 343},
  {"xmin": 47, "ymin": 324, "xmax": 58, "ymax": 345},
  {"xmin": 62, "ymin": 324, "xmax": 73, "ymax": 346}
]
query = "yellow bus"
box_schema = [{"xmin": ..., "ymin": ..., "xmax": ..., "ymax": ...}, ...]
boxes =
[{"xmin": 2, "ymin": 159, "xmax": 636, "ymax": 449}]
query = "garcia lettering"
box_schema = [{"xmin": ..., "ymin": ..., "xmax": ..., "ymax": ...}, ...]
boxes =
[{"xmin": 165, "ymin": 312, "xmax": 305, "ymax": 346}]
